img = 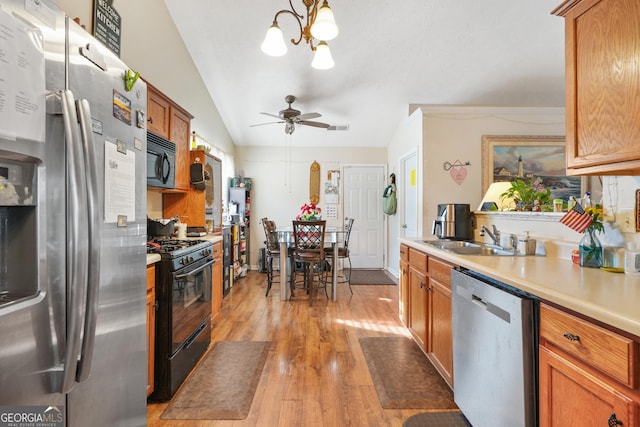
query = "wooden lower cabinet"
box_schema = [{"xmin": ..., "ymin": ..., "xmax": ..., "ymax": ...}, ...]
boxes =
[
  {"xmin": 399, "ymin": 244, "xmax": 409, "ymax": 326},
  {"xmin": 539, "ymin": 347, "xmax": 638, "ymax": 427},
  {"xmin": 402, "ymin": 246, "xmax": 455, "ymax": 388},
  {"xmin": 408, "ymin": 247, "xmax": 428, "ymax": 351},
  {"xmin": 211, "ymin": 241, "xmax": 223, "ymax": 322},
  {"xmin": 539, "ymin": 303, "xmax": 640, "ymax": 426},
  {"xmin": 428, "ymin": 257, "xmax": 453, "ymax": 387},
  {"xmin": 146, "ymin": 264, "xmax": 156, "ymax": 397},
  {"xmin": 408, "ymin": 264, "xmax": 428, "ymax": 350}
]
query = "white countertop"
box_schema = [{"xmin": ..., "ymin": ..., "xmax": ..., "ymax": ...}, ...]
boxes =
[
  {"xmin": 401, "ymin": 237, "xmax": 640, "ymax": 338},
  {"xmin": 147, "ymin": 253, "xmax": 161, "ymax": 265}
]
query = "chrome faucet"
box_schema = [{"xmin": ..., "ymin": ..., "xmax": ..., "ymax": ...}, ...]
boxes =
[
  {"xmin": 480, "ymin": 225, "xmax": 500, "ymax": 246},
  {"xmin": 509, "ymin": 234, "xmax": 518, "ymax": 254}
]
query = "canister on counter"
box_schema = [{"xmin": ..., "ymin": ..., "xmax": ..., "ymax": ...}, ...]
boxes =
[
  {"xmin": 624, "ymin": 243, "xmax": 640, "ymax": 275},
  {"xmin": 553, "ymin": 199, "xmax": 563, "ymax": 212},
  {"xmin": 518, "ymin": 231, "xmax": 536, "ymax": 255}
]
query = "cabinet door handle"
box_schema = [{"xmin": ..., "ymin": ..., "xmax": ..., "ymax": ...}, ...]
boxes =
[
  {"xmin": 608, "ymin": 413, "xmax": 623, "ymax": 426},
  {"xmin": 148, "ymin": 116, "xmax": 153, "ymax": 124},
  {"xmin": 419, "ymin": 281, "xmax": 424, "ymax": 289},
  {"xmin": 563, "ymin": 333, "xmax": 580, "ymax": 342}
]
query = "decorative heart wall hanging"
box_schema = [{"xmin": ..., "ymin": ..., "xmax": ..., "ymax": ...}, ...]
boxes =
[{"xmin": 443, "ymin": 160, "xmax": 470, "ymax": 185}]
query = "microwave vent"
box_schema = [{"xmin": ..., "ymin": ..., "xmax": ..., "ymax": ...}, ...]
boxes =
[{"xmin": 147, "ymin": 132, "xmax": 176, "ymax": 152}]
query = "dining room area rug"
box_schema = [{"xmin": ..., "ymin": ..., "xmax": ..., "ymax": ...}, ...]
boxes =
[
  {"xmin": 359, "ymin": 336, "xmax": 458, "ymax": 410},
  {"xmin": 349, "ymin": 269, "xmax": 397, "ymax": 285},
  {"xmin": 160, "ymin": 340, "xmax": 272, "ymax": 420}
]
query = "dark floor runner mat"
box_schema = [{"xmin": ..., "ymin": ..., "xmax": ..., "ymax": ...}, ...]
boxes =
[
  {"xmin": 350, "ymin": 269, "xmax": 397, "ymax": 285},
  {"xmin": 359, "ymin": 336, "xmax": 457, "ymax": 409},
  {"xmin": 403, "ymin": 411, "xmax": 470, "ymax": 426},
  {"xmin": 161, "ymin": 341, "xmax": 272, "ymax": 420}
]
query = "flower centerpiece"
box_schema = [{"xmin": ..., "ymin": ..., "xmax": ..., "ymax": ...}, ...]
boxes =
[
  {"xmin": 500, "ymin": 178, "xmax": 552, "ymax": 211},
  {"xmin": 579, "ymin": 205, "xmax": 604, "ymax": 268},
  {"xmin": 296, "ymin": 203, "xmax": 322, "ymax": 220}
]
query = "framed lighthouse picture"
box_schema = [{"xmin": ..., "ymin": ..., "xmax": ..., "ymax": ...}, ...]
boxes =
[{"xmin": 481, "ymin": 135, "xmax": 583, "ymax": 202}]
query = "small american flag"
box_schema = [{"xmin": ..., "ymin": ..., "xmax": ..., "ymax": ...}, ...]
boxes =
[{"xmin": 560, "ymin": 203, "xmax": 593, "ymax": 233}]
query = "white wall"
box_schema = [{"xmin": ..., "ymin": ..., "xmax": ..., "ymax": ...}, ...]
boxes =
[
  {"xmin": 418, "ymin": 106, "xmax": 567, "ymax": 235},
  {"xmin": 387, "ymin": 105, "xmax": 566, "ymax": 274},
  {"xmin": 386, "ymin": 110, "xmax": 423, "ymax": 276},
  {"xmin": 387, "ymin": 105, "xmax": 640, "ymax": 268},
  {"xmin": 234, "ymin": 145, "xmax": 387, "ymax": 269},
  {"xmin": 57, "ymin": 0, "xmax": 235, "ymax": 156}
]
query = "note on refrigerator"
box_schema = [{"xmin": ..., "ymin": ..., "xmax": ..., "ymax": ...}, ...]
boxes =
[{"xmin": 104, "ymin": 140, "xmax": 135, "ymax": 223}]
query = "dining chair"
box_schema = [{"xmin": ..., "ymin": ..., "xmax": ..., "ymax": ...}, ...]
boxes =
[
  {"xmin": 261, "ymin": 217, "xmax": 285, "ymax": 296},
  {"xmin": 291, "ymin": 220, "xmax": 328, "ymax": 306},
  {"xmin": 324, "ymin": 217, "xmax": 354, "ymax": 294}
]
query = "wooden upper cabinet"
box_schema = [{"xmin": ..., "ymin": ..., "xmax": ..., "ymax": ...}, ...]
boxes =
[
  {"xmin": 554, "ymin": 0, "xmax": 640, "ymax": 175},
  {"xmin": 145, "ymin": 81, "xmax": 193, "ymax": 192},
  {"xmin": 170, "ymin": 106, "xmax": 192, "ymax": 191},
  {"xmin": 147, "ymin": 89, "xmax": 170, "ymax": 139}
]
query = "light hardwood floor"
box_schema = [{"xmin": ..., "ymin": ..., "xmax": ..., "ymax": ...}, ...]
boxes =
[{"xmin": 147, "ymin": 271, "xmax": 433, "ymax": 427}]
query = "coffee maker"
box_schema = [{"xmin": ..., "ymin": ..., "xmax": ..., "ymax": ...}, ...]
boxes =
[{"xmin": 432, "ymin": 203, "xmax": 473, "ymax": 240}]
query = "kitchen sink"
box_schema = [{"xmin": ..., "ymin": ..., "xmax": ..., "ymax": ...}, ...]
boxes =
[{"xmin": 421, "ymin": 240, "xmax": 518, "ymax": 256}]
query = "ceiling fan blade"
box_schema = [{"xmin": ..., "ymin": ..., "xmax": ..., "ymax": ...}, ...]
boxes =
[
  {"xmin": 299, "ymin": 120, "xmax": 330, "ymax": 128},
  {"xmin": 295, "ymin": 112, "xmax": 321, "ymax": 120},
  {"xmin": 260, "ymin": 112, "xmax": 282, "ymax": 119},
  {"xmin": 250, "ymin": 121, "xmax": 283, "ymax": 127}
]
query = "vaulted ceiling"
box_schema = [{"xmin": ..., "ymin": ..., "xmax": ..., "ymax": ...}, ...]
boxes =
[{"xmin": 164, "ymin": 0, "xmax": 566, "ymax": 148}]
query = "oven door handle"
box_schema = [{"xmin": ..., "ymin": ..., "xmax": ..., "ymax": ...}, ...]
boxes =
[{"xmin": 175, "ymin": 259, "xmax": 215, "ymax": 279}]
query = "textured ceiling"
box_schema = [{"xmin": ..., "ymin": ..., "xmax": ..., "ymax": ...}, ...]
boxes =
[{"xmin": 164, "ymin": 0, "xmax": 566, "ymax": 148}]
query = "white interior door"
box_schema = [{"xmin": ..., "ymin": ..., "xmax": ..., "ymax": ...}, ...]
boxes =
[
  {"xmin": 400, "ymin": 150, "xmax": 419, "ymax": 238},
  {"xmin": 343, "ymin": 165, "xmax": 385, "ymax": 269}
]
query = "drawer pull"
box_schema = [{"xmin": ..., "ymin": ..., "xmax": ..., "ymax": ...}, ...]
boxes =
[
  {"xmin": 563, "ymin": 333, "xmax": 580, "ymax": 342},
  {"xmin": 608, "ymin": 413, "xmax": 623, "ymax": 426}
]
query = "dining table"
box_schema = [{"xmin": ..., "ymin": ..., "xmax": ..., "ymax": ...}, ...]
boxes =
[{"xmin": 275, "ymin": 226, "xmax": 343, "ymax": 301}]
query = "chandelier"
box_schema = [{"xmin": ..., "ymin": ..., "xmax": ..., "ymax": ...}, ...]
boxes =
[{"xmin": 261, "ymin": 0, "xmax": 339, "ymax": 70}]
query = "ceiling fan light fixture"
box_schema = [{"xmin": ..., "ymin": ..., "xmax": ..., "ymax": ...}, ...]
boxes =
[
  {"xmin": 311, "ymin": 41, "xmax": 334, "ymax": 69},
  {"xmin": 310, "ymin": 1, "xmax": 338, "ymax": 41},
  {"xmin": 261, "ymin": 22, "xmax": 287, "ymax": 56}
]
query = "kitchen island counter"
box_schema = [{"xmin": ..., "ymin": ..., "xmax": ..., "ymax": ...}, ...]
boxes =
[{"xmin": 401, "ymin": 237, "xmax": 640, "ymax": 338}]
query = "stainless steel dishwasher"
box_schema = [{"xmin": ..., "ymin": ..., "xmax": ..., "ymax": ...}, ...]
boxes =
[{"xmin": 451, "ymin": 268, "xmax": 538, "ymax": 427}]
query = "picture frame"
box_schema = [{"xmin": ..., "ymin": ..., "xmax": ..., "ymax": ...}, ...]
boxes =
[{"xmin": 481, "ymin": 135, "xmax": 584, "ymax": 202}]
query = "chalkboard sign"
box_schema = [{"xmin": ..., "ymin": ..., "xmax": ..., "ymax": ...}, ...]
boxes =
[{"xmin": 93, "ymin": 0, "xmax": 121, "ymax": 57}]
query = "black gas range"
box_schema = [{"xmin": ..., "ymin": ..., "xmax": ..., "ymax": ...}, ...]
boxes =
[
  {"xmin": 147, "ymin": 237, "xmax": 214, "ymax": 401},
  {"xmin": 147, "ymin": 238, "xmax": 213, "ymax": 270}
]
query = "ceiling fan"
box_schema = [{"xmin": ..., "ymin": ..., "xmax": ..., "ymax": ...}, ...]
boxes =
[{"xmin": 250, "ymin": 95, "xmax": 331, "ymax": 135}]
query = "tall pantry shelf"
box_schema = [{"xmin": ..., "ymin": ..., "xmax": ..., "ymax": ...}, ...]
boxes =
[{"xmin": 229, "ymin": 179, "xmax": 251, "ymax": 280}]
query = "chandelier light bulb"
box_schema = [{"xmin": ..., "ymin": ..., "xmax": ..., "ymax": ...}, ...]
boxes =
[
  {"xmin": 261, "ymin": 23, "xmax": 287, "ymax": 56},
  {"xmin": 311, "ymin": 41, "xmax": 334, "ymax": 70},
  {"xmin": 310, "ymin": 1, "xmax": 339, "ymax": 41}
]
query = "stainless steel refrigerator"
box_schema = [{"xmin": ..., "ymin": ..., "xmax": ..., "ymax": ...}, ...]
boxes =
[{"xmin": 0, "ymin": 0, "xmax": 147, "ymax": 425}]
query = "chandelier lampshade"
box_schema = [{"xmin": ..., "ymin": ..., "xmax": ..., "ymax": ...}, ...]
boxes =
[
  {"xmin": 311, "ymin": 41, "xmax": 334, "ymax": 69},
  {"xmin": 310, "ymin": 1, "xmax": 338, "ymax": 41},
  {"xmin": 261, "ymin": 23, "xmax": 287, "ymax": 56},
  {"xmin": 262, "ymin": 0, "xmax": 339, "ymax": 68}
]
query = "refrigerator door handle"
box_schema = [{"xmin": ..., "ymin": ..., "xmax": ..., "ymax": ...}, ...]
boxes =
[
  {"xmin": 74, "ymin": 99, "xmax": 101, "ymax": 382},
  {"xmin": 59, "ymin": 90, "xmax": 90, "ymax": 394}
]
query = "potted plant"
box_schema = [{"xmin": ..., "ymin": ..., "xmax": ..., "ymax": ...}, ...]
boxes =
[
  {"xmin": 296, "ymin": 203, "xmax": 322, "ymax": 220},
  {"xmin": 500, "ymin": 178, "xmax": 552, "ymax": 211}
]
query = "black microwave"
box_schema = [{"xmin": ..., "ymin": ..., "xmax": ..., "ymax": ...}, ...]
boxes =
[{"xmin": 147, "ymin": 132, "xmax": 176, "ymax": 189}]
